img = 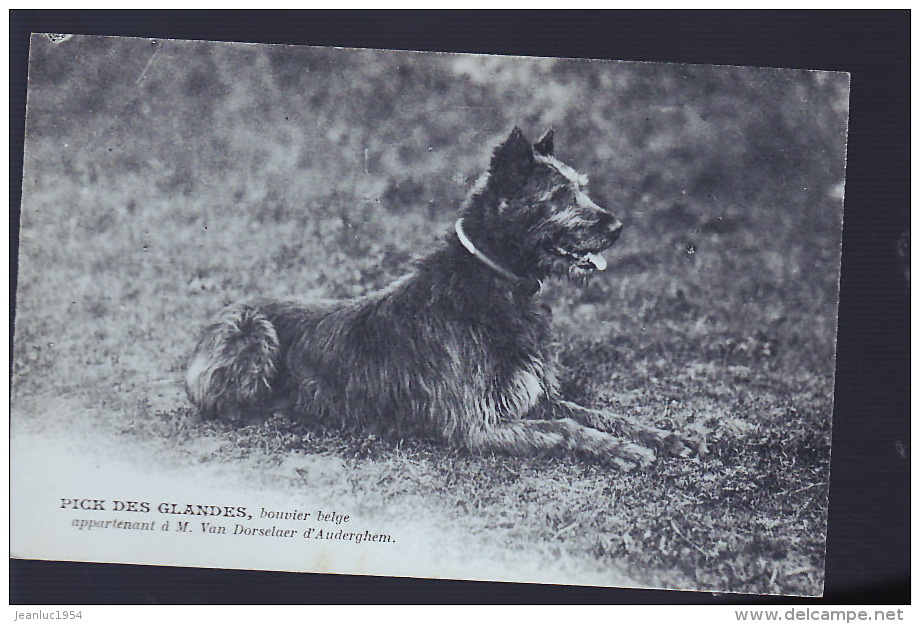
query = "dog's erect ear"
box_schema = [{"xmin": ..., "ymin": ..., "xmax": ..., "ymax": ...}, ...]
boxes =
[
  {"xmin": 533, "ymin": 129, "xmax": 555, "ymax": 156},
  {"xmin": 489, "ymin": 127, "xmax": 534, "ymax": 192}
]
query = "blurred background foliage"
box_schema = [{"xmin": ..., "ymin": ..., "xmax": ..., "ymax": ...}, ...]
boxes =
[{"xmin": 25, "ymin": 36, "xmax": 848, "ymax": 214}]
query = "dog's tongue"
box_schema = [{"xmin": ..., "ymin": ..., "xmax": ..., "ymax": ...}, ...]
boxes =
[{"xmin": 585, "ymin": 252, "xmax": 607, "ymax": 271}]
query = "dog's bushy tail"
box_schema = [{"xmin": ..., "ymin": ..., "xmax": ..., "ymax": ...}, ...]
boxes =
[{"xmin": 185, "ymin": 305, "xmax": 280, "ymax": 421}]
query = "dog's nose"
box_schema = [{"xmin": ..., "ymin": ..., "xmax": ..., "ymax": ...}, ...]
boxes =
[
  {"xmin": 605, "ymin": 216, "xmax": 623, "ymax": 242},
  {"xmin": 592, "ymin": 210, "xmax": 623, "ymax": 242}
]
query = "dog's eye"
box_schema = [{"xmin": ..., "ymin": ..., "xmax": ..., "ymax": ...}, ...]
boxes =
[{"xmin": 552, "ymin": 186, "xmax": 575, "ymax": 203}]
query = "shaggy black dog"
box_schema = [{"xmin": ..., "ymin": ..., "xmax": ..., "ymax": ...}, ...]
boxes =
[{"xmin": 186, "ymin": 128, "xmax": 686, "ymax": 469}]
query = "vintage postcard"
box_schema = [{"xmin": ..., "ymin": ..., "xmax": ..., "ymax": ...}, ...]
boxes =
[{"xmin": 11, "ymin": 35, "xmax": 849, "ymax": 596}]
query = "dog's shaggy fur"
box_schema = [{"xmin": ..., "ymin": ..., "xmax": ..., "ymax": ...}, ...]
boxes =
[{"xmin": 186, "ymin": 128, "xmax": 683, "ymax": 469}]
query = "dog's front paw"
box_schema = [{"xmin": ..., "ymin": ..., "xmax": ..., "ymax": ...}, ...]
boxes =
[
  {"xmin": 602, "ymin": 440, "xmax": 656, "ymax": 472},
  {"xmin": 621, "ymin": 441, "xmax": 657, "ymax": 470},
  {"xmin": 626, "ymin": 424, "xmax": 697, "ymax": 458},
  {"xmin": 573, "ymin": 425, "xmax": 657, "ymax": 470}
]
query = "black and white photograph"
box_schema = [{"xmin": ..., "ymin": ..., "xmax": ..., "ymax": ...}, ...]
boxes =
[{"xmin": 12, "ymin": 33, "xmax": 851, "ymax": 598}]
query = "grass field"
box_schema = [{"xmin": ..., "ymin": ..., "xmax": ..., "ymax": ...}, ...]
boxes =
[{"xmin": 12, "ymin": 36, "xmax": 849, "ymax": 595}]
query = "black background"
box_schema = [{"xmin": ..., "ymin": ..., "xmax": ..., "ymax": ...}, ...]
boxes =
[{"xmin": 9, "ymin": 10, "xmax": 909, "ymax": 605}]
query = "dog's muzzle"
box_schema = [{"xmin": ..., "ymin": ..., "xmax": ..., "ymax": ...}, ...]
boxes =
[{"xmin": 607, "ymin": 218, "xmax": 624, "ymax": 243}]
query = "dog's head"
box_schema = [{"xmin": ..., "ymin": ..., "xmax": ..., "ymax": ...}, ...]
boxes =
[{"xmin": 464, "ymin": 127, "xmax": 623, "ymax": 282}]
